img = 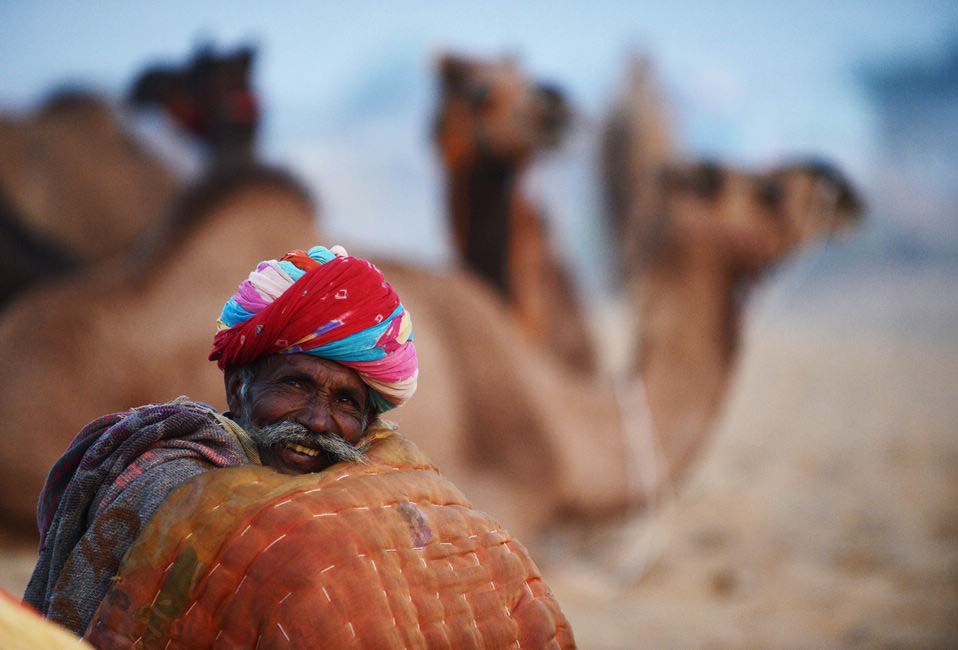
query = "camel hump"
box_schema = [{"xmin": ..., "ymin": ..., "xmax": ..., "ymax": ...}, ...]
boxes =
[
  {"xmin": 132, "ymin": 164, "xmax": 316, "ymax": 271},
  {"xmin": 88, "ymin": 433, "xmax": 575, "ymax": 648},
  {"xmin": 170, "ymin": 164, "xmax": 315, "ymax": 232},
  {"xmin": 37, "ymin": 88, "xmax": 114, "ymax": 122}
]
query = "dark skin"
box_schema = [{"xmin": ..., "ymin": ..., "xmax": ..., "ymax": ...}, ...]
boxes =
[{"xmin": 225, "ymin": 354, "xmax": 375, "ymax": 475}]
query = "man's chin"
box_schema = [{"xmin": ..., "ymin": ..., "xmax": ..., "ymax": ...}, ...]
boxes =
[{"xmin": 260, "ymin": 443, "xmax": 339, "ymax": 475}]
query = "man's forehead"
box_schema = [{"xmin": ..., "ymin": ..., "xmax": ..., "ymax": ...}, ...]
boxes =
[{"xmin": 256, "ymin": 354, "xmax": 364, "ymax": 387}]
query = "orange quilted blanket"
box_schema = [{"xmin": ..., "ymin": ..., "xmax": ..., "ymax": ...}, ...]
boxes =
[{"xmin": 86, "ymin": 430, "xmax": 575, "ymax": 649}]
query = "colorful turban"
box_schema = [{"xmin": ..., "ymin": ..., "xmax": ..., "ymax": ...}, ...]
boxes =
[{"xmin": 209, "ymin": 245, "xmax": 417, "ymax": 412}]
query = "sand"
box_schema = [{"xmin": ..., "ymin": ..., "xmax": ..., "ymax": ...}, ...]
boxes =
[{"xmin": 544, "ymin": 258, "xmax": 958, "ymax": 648}]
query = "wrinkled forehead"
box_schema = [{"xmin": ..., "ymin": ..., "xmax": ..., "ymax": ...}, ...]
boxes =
[{"xmin": 254, "ymin": 354, "xmax": 364, "ymax": 386}]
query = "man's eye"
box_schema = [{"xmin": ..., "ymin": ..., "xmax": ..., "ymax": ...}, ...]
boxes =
[
  {"xmin": 280, "ymin": 377, "xmax": 304, "ymax": 388},
  {"xmin": 335, "ymin": 393, "xmax": 360, "ymax": 409}
]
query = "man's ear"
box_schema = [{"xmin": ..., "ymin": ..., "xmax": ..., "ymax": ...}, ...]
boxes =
[{"xmin": 224, "ymin": 366, "xmax": 245, "ymax": 415}]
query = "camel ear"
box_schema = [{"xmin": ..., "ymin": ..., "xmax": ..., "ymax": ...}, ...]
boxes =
[
  {"xmin": 191, "ymin": 43, "xmax": 216, "ymax": 72},
  {"xmin": 835, "ymin": 182, "xmax": 864, "ymax": 224},
  {"xmin": 436, "ymin": 53, "xmax": 471, "ymax": 92},
  {"xmin": 234, "ymin": 44, "xmax": 257, "ymax": 71}
]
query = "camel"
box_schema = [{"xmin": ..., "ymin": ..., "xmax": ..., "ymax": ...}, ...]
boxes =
[
  {"xmin": 128, "ymin": 43, "xmax": 260, "ymax": 166},
  {"xmin": 627, "ymin": 159, "xmax": 863, "ymax": 486},
  {"xmin": 0, "ymin": 45, "xmax": 260, "ymax": 309},
  {"xmin": 0, "ymin": 91, "xmax": 178, "ymax": 275},
  {"xmin": 0, "ymin": 163, "xmax": 633, "ymax": 545},
  {"xmin": 601, "ymin": 58, "xmax": 863, "ymax": 486},
  {"xmin": 0, "ymin": 166, "xmax": 316, "ymax": 534},
  {"xmin": 433, "ymin": 54, "xmax": 596, "ymax": 372}
]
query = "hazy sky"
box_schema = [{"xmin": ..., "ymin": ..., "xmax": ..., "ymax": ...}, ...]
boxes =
[
  {"xmin": 3, "ymin": 1, "xmax": 954, "ymax": 156},
  {"xmin": 1, "ymin": 1, "xmax": 955, "ymax": 264}
]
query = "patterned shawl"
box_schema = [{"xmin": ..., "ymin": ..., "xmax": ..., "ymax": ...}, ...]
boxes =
[{"xmin": 23, "ymin": 399, "xmax": 256, "ymax": 636}]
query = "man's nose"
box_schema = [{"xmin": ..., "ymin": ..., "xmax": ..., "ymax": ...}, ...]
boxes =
[{"xmin": 295, "ymin": 399, "xmax": 335, "ymax": 435}]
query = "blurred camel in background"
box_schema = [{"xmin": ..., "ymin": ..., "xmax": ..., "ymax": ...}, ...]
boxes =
[
  {"xmin": 0, "ymin": 166, "xmax": 317, "ymax": 534},
  {"xmin": 603, "ymin": 59, "xmax": 863, "ymax": 485},
  {"xmin": 129, "ymin": 43, "xmax": 260, "ymax": 167},
  {"xmin": 630, "ymin": 160, "xmax": 863, "ymax": 484},
  {"xmin": 0, "ymin": 44, "xmax": 261, "ymax": 309},
  {"xmin": 433, "ymin": 53, "xmax": 596, "ymax": 372},
  {"xmin": 0, "ymin": 92, "xmax": 178, "ymax": 305}
]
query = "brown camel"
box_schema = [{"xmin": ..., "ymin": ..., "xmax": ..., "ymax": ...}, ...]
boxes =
[
  {"xmin": 0, "ymin": 91, "xmax": 178, "ymax": 271},
  {"xmin": 128, "ymin": 43, "xmax": 260, "ymax": 166},
  {"xmin": 433, "ymin": 53, "xmax": 596, "ymax": 372},
  {"xmin": 0, "ymin": 167, "xmax": 315, "ymax": 532},
  {"xmin": 601, "ymin": 58, "xmax": 864, "ymax": 487},
  {"xmin": 629, "ymin": 159, "xmax": 863, "ymax": 485},
  {"xmin": 0, "ymin": 45, "xmax": 260, "ymax": 309}
]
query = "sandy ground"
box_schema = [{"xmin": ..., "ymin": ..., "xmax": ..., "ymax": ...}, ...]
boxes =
[
  {"xmin": 2, "ymin": 257, "xmax": 956, "ymax": 648},
  {"xmin": 544, "ymin": 259, "xmax": 958, "ymax": 648}
]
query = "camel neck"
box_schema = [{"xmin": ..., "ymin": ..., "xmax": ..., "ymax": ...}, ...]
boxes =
[
  {"xmin": 448, "ymin": 157, "xmax": 519, "ymax": 296},
  {"xmin": 636, "ymin": 261, "xmax": 745, "ymax": 478}
]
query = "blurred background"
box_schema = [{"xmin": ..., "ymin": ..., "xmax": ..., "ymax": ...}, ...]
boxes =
[{"xmin": 1, "ymin": 1, "xmax": 956, "ymax": 647}]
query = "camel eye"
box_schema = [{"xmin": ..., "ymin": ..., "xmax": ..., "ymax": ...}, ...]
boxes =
[
  {"xmin": 689, "ymin": 162, "xmax": 724, "ymax": 198},
  {"xmin": 467, "ymin": 83, "xmax": 492, "ymax": 108},
  {"xmin": 757, "ymin": 181, "xmax": 784, "ymax": 211}
]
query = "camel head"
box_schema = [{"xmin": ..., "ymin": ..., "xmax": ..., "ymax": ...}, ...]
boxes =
[
  {"xmin": 128, "ymin": 44, "xmax": 259, "ymax": 159},
  {"xmin": 433, "ymin": 53, "xmax": 570, "ymax": 170},
  {"xmin": 656, "ymin": 158, "xmax": 863, "ymax": 277}
]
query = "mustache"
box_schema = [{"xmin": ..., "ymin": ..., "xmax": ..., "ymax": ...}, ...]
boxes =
[{"xmin": 243, "ymin": 420, "xmax": 368, "ymax": 465}]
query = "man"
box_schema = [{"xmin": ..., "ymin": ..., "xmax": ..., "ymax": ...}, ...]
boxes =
[{"xmin": 24, "ymin": 244, "xmax": 419, "ymax": 636}]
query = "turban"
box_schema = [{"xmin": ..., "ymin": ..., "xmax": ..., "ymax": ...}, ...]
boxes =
[{"xmin": 209, "ymin": 245, "xmax": 417, "ymax": 412}]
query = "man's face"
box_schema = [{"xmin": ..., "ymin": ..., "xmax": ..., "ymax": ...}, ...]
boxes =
[{"xmin": 228, "ymin": 354, "xmax": 373, "ymax": 474}]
